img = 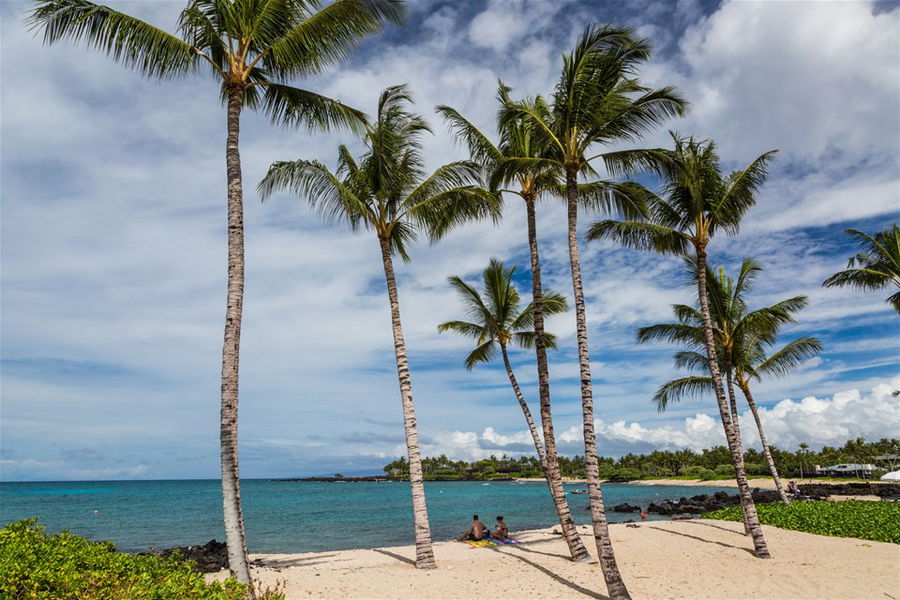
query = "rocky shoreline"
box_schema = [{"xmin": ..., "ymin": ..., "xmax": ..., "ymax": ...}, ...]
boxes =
[{"xmin": 611, "ymin": 482, "xmax": 900, "ymax": 515}]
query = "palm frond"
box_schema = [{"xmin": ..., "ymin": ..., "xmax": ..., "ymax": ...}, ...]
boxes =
[
  {"xmin": 587, "ymin": 220, "xmax": 688, "ymax": 254},
  {"xmin": 259, "ymin": 82, "xmax": 367, "ymax": 132},
  {"xmin": 752, "ymin": 337, "xmax": 823, "ymax": 380},
  {"xmin": 653, "ymin": 376, "xmax": 715, "ymax": 412},
  {"xmin": 264, "ymin": 0, "xmax": 404, "ymax": 77},
  {"xmin": 435, "ymin": 105, "xmax": 502, "ymax": 169},
  {"xmin": 257, "ymin": 158, "xmax": 370, "ymax": 229},
  {"xmin": 464, "ymin": 340, "xmax": 497, "ymax": 370},
  {"xmin": 28, "ymin": 0, "xmax": 200, "ymax": 78}
]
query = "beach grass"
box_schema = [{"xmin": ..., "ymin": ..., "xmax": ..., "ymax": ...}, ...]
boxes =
[{"xmin": 703, "ymin": 500, "xmax": 900, "ymax": 544}]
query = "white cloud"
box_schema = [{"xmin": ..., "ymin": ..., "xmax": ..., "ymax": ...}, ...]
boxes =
[{"xmin": 417, "ymin": 378, "xmax": 900, "ymax": 460}]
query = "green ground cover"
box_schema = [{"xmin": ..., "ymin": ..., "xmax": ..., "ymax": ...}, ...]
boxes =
[
  {"xmin": 703, "ymin": 500, "xmax": 900, "ymax": 544},
  {"xmin": 0, "ymin": 519, "xmax": 283, "ymax": 600}
]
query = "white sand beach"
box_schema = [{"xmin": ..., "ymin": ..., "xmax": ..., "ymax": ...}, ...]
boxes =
[{"xmin": 209, "ymin": 521, "xmax": 900, "ymax": 599}]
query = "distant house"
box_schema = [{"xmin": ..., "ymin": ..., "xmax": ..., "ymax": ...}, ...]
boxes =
[{"xmin": 816, "ymin": 463, "xmax": 879, "ymax": 476}]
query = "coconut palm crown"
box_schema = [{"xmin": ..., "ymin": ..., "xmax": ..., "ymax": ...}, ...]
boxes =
[
  {"xmin": 438, "ymin": 261, "xmax": 568, "ymax": 370},
  {"xmin": 823, "ymin": 223, "xmax": 900, "ymax": 314},
  {"xmin": 259, "ymin": 85, "xmax": 500, "ymax": 570},
  {"xmin": 259, "ymin": 85, "xmax": 499, "ymax": 252},
  {"xmin": 28, "ymin": 0, "xmax": 403, "ymax": 127}
]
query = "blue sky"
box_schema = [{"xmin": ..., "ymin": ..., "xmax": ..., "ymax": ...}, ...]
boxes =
[{"xmin": 1, "ymin": 0, "xmax": 898, "ymax": 481}]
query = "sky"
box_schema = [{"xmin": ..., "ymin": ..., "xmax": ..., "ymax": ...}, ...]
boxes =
[{"xmin": 1, "ymin": 0, "xmax": 899, "ymax": 481}]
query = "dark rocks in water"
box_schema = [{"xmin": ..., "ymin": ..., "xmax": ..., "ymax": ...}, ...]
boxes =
[
  {"xmin": 643, "ymin": 488, "xmax": 783, "ymax": 515},
  {"xmin": 611, "ymin": 503, "xmax": 640, "ymax": 512},
  {"xmin": 798, "ymin": 482, "xmax": 900, "ymax": 499},
  {"xmin": 144, "ymin": 539, "xmax": 228, "ymax": 573}
]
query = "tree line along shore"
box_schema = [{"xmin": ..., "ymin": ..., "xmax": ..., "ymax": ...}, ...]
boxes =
[{"xmin": 375, "ymin": 437, "xmax": 899, "ymax": 482}]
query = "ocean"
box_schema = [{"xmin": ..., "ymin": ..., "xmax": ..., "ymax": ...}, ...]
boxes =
[{"xmin": 0, "ymin": 479, "xmax": 732, "ymax": 554}]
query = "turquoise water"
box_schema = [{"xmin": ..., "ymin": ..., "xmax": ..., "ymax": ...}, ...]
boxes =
[{"xmin": 0, "ymin": 479, "xmax": 731, "ymax": 553}]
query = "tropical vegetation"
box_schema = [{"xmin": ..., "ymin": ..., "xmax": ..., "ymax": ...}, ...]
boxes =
[
  {"xmin": 259, "ymin": 85, "xmax": 499, "ymax": 569},
  {"xmin": 0, "ymin": 519, "xmax": 284, "ymax": 600},
  {"xmin": 383, "ymin": 437, "xmax": 900, "ymax": 481},
  {"xmin": 703, "ymin": 501, "xmax": 900, "ymax": 544},
  {"xmin": 823, "ymin": 223, "xmax": 900, "ymax": 313},
  {"xmin": 26, "ymin": 0, "xmax": 403, "ymax": 585}
]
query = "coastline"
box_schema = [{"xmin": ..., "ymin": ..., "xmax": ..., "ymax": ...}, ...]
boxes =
[{"xmin": 208, "ymin": 522, "xmax": 899, "ymax": 599}]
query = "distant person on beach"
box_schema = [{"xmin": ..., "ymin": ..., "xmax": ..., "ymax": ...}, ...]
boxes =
[
  {"xmin": 788, "ymin": 480, "xmax": 802, "ymax": 498},
  {"xmin": 458, "ymin": 515, "xmax": 488, "ymax": 541},
  {"xmin": 639, "ymin": 508, "xmax": 648, "ymax": 522},
  {"xmin": 494, "ymin": 516, "xmax": 508, "ymax": 538}
]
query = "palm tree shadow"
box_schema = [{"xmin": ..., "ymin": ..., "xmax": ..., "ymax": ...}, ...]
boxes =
[
  {"xmin": 372, "ymin": 548, "xmax": 415, "ymax": 566},
  {"xmin": 254, "ymin": 553, "xmax": 346, "ymax": 568},
  {"xmin": 491, "ymin": 547, "xmax": 609, "ymax": 599},
  {"xmin": 684, "ymin": 520, "xmax": 747, "ymax": 536},
  {"xmin": 512, "ymin": 542, "xmax": 579, "ymax": 561},
  {"xmin": 646, "ymin": 525, "xmax": 755, "ymax": 556}
]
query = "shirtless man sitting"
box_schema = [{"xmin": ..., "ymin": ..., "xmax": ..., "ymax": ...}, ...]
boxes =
[{"xmin": 458, "ymin": 514, "xmax": 488, "ymax": 541}]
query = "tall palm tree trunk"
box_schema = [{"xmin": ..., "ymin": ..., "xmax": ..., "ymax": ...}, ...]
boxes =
[
  {"xmin": 696, "ymin": 246, "xmax": 770, "ymax": 558},
  {"xmin": 525, "ymin": 196, "xmax": 592, "ymax": 563},
  {"xmin": 724, "ymin": 365, "xmax": 752, "ymax": 535},
  {"xmin": 565, "ymin": 176, "xmax": 630, "ymax": 599},
  {"xmin": 220, "ymin": 87, "xmax": 254, "ymax": 588},
  {"xmin": 499, "ymin": 343, "xmax": 546, "ymax": 465},
  {"xmin": 740, "ymin": 381, "xmax": 790, "ymax": 504},
  {"xmin": 378, "ymin": 235, "xmax": 436, "ymax": 569}
]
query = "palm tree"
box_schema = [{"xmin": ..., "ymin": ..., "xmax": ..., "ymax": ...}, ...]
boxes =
[
  {"xmin": 497, "ymin": 27, "xmax": 687, "ymax": 597},
  {"xmin": 823, "ymin": 224, "xmax": 900, "ymax": 313},
  {"xmin": 642, "ymin": 258, "xmax": 822, "ymax": 505},
  {"xmin": 27, "ymin": 0, "xmax": 403, "ymax": 585},
  {"xmin": 437, "ymin": 260, "xmax": 591, "ymax": 541},
  {"xmin": 437, "ymin": 85, "xmax": 593, "ymax": 563},
  {"xmin": 258, "ymin": 85, "xmax": 500, "ymax": 568},
  {"xmin": 438, "ymin": 258, "xmax": 567, "ymax": 459},
  {"xmin": 589, "ymin": 133, "xmax": 777, "ymax": 558}
]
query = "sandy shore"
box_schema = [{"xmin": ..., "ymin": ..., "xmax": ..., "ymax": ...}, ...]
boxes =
[{"xmin": 210, "ymin": 522, "xmax": 900, "ymax": 599}]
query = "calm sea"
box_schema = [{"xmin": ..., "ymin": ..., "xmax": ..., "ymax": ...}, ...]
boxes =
[{"xmin": 0, "ymin": 479, "xmax": 731, "ymax": 553}]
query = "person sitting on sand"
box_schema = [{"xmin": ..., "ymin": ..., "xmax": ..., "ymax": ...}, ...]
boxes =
[
  {"xmin": 494, "ymin": 516, "xmax": 508, "ymax": 538},
  {"xmin": 458, "ymin": 514, "xmax": 489, "ymax": 541}
]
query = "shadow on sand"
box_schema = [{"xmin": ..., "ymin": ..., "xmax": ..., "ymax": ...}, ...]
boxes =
[
  {"xmin": 646, "ymin": 524, "xmax": 755, "ymax": 556},
  {"xmin": 253, "ymin": 553, "xmax": 348, "ymax": 569},
  {"xmin": 372, "ymin": 548, "xmax": 416, "ymax": 566},
  {"xmin": 490, "ymin": 546, "xmax": 609, "ymax": 599}
]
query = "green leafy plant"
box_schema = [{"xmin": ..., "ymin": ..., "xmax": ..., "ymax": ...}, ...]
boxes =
[
  {"xmin": 703, "ymin": 501, "xmax": 900, "ymax": 544},
  {"xmin": 0, "ymin": 519, "xmax": 285, "ymax": 599}
]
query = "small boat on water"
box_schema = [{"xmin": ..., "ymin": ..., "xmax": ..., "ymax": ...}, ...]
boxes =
[{"xmin": 570, "ymin": 490, "xmax": 587, "ymax": 494}]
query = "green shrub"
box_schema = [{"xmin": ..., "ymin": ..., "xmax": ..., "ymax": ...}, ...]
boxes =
[
  {"xmin": 610, "ymin": 468, "xmax": 642, "ymax": 481},
  {"xmin": 0, "ymin": 519, "xmax": 283, "ymax": 600},
  {"xmin": 679, "ymin": 466, "xmax": 718, "ymax": 480},
  {"xmin": 714, "ymin": 464, "xmax": 734, "ymax": 476},
  {"xmin": 702, "ymin": 501, "xmax": 900, "ymax": 544}
]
